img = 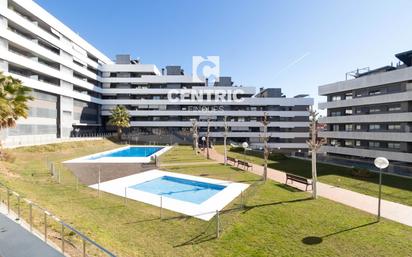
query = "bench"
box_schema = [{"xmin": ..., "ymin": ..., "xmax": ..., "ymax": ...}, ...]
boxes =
[
  {"xmin": 285, "ymin": 173, "xmax": 312, "ymax": 191},
  {"xmin": 227, "ymin": 156, "xmax": 237, "ymax": 164},
  {"xmin": 237, "ymin": 160, "xmax": 253, "ymax": 171}
]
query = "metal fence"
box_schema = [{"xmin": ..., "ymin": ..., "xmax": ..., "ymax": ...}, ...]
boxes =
[{"xmin": 0, "ymin": 183, "xmax": 116, "ymax": 257}]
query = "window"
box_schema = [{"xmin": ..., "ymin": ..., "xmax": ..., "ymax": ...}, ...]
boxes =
[
  {"xmin": 369, "ymin": 141, "xmax": 380, "ymax": 148},
  {"xmin": 369, "ymin": 90, "xmax": 381, "ymax": 96},
  {"xmin": 388, "ymin": 124, "xmax": 401, "ymax": 130},
  {"xmin": 370, "ymin": 107, "xmax": 380, "ymax": 113},
  {"xmin": 331, "ymin": 139, "xmax": 339, "ymax": 146},
  {"xmin": 331, "ymin": 111, "xmax": 341, "ymax": 117},
  {"xmin": 331, "ymin": 95, "xmax": 341, "ymax": 101},
  {"xmin": 355, "ymin": 124, "xmax": 362, "ymax": 130},
  {"xmin": 388, "ymin": 143, "xmax": 401, "ymax": 149},
  {"xmin": 345, "ymin": 124, "xmax": 353, "ymax": 131},
  {"xmin": 345, "ymin": 92, "xmax": 353, "ymax": 100},
  {"xmin": 355, "ymin": 140, "xmax": 361, "ymax": 147},
  {"xmin": 369, "ymin": 124, "xmax": 380, "ymax": 130},
  {"xmin": 388, "ymin": 105, "xmax": 401, "ymax": 112},
  {"xmin": 345, "ymin": 109, "xmax": 353, "ymax": 115},
  {"xmin": 332, "ymin": 125, "xmax": 339, "ymax": 131},
  {"xmin": 345, "ymin": 140, "xmax": 353, "ymax": 146}
]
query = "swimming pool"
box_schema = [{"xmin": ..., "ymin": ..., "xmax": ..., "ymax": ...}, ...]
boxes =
[
  {"xmin": 88, "ymin": 146, "xmax": 163, "ymax": 160},
  {"xmin": 129, "ymin": 176, "xmax": 226, "ymax": 204},
  {"xmin": 89, "ymin": 170, "xmax": 249, "ymax": 220},
  {"xmin": 64, "ymin": 146, "xmax": 171, "ymax": 163}
]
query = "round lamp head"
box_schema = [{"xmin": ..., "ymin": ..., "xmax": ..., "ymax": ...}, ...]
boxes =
[
  {"xmin": 201, "ymin": 136, "xmax": 206, "ymax": 141},
  {"xmin": 374, "ymin": 157, "xmax": 389, "ymax": 169},
  {"xmin": 242, "ymin": 142, "xmax": 249, "ymax": 149}
]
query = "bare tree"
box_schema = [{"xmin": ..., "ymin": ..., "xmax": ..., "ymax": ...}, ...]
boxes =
[
  {"xmin": 223, "ymin": 116, "xmax": 229, "ymax": 165},
  {"xmin": 260, "ymin": 112, "xmax": 270, "ymax": 181},
  {"xmin": 206, "ymin": 118, "xmax": 211, "ymax": 159},
  {"xmin": 191, "ymin": 119, "xmax": 199, "ymax": 154},
  {"xmin": 306, "ymin": 106, "xmax": 327, "ymax": 199}
]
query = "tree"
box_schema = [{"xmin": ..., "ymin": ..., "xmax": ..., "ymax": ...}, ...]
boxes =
[
  {"xmin": 306, "ymin": 106, "xmax": 327, "ymax": 199},
  {"xmin": 190, "ymin": 119, "xmax": 199, "ymax": 154},
  {"xmin": 0, "ymin": 72, "xmax": 33, "ymax": 149},
  {"xmin": 206, "ymin": 118, "xmax": 211, "ymax": 159},
  {"xmin": 223, "ymin": 116, "xmax": 229, "ymax": 165},
  {"xmin": 109, "ymin": 105, "xmax": 130, "ymax": 141},
  {"xmin": 260, "ymin": 112, "xmax": 270, "ymax": 181}
]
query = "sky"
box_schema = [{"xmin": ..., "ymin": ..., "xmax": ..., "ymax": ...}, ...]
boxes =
[{"xmin": 36, "ymin": 0, "xmax": 412, "ymax": 107}]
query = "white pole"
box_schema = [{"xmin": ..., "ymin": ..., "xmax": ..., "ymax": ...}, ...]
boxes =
[{"xmin": 378, "ymin": 168, "xmax": 382, "ymax": 221}]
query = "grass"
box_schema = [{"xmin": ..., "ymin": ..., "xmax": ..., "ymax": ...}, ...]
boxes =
[
  {"xmin": 214, "ymin": 145, "xmax": 412, "ymax": 207},
  {"xmin": 0, "ymin": 140, "xmax": 411, "ymax": 256}
]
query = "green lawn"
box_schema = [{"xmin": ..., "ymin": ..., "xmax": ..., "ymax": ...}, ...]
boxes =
[
  {"xmin": 214, "ymin": 145, "xmax": 412, "ymax": 207},
  {"xmin": 0, "ymin": 141, "xmax": 411, "ymax": 257}
]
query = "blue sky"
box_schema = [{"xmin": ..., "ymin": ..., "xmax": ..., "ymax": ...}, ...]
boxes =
[{"xmin": 36, "ymin": 0, "xmax": 412, "ymax": 106}]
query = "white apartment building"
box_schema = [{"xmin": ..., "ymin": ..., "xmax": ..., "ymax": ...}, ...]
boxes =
[{"xmin": 0, "ymin": 0, "xmax": 313, "ymax": 150}]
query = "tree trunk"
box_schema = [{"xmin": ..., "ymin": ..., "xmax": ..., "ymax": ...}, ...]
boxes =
[
  {"xmin": 117, "ymin": 127, "xmax": 122, "ymax": 141},
  {"xmin": 312, "ymin": 150, "xmax": 317, "ymax": 199}
]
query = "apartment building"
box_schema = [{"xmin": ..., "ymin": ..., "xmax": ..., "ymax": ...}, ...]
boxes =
[
  {"xmin": 0, "ymin": 0, "xmax": 313, "ymax": 150},
  {"xmin": 318, "ymin": 50, "xmax": 412, "ymax": 170}
]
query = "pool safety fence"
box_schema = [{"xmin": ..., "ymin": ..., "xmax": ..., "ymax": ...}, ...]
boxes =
[{"xmin": 0, "ymin": 182, "xmax": 117, "ymax": 257}]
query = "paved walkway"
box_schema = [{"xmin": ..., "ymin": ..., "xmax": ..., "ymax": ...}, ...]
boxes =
[
  {"xmin": 160, "ymin": 161, "xmax": 218, "ymax": 167},
  {"xmin": 205, "ymin": 148, "xmax": 412, "ymax": 227},
  {"xmin": 0, "ymin": 212, "xmax": 64, "ymax": 257}
]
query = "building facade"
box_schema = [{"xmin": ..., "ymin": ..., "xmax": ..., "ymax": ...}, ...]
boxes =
[
  {"xmin": 0, "ymin": 0, "xmax": 313, "ymax": 150},
  {"xmin": 318, "ymin": 50, "xmax": 412, "ymax": 171}
]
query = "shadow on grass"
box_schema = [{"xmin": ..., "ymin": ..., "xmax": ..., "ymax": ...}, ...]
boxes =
[
  {"xmin": 242, "ymin": 197, "xmax": 312, "ymax": 213},
  {"xmin": 302, "ymin": 221, "xmax": 378, "ymax": 245},
  {"xmin": 276, "ymin": 183, "xmax": 302, "ymax": 192}
]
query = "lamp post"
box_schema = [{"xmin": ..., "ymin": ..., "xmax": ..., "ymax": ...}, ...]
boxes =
[
  {"xmin": 201, "ymin": 136, "xmax": 206, "ymax": 151},
  {"xmin": 242, "ymin": 141, "xmax": 248, "ymax": 163},
  {"xmin": 374, "ymin": 157, "xmax": 389, "ymax": 221}
]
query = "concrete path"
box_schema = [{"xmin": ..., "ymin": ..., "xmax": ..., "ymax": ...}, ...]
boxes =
[
  {"xmin": 0, "ymin": 213, "xmax": 64, "ymax": 257},
  {"xmin": 205, "ymin": 148, "xmax": 412, "ymax": 227},
  {"xmin": 160, "ymin": 161, "xmax": 218, "ymax": 167}
]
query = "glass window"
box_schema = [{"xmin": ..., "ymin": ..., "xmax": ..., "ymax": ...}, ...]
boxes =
[
  {"xmin": 369, "ymin": 90, "xmax": 381, "ymax": 96},
  {"xmin": 388, "ymin": 142, "xmax": 401, "ymax": 149},
  {"xmin": 331, "ymin": 95, "xmax": 341, "ymax": 101},
  {"xmin": 388, "ymin": 105, "xmax": 401, "ymax": 112},
  {"xmin": 345, "ymin": 124, "xmax": 353, "ymax": 131},
  {"xmin": 388, "ymin": 124, "xmax": 401, "ymax": 130},
  {"xmin": 345, "ymin": 109, "xmax": 353, "ymax": 115},
  {"xmin": 369, "ymin": 124, "xmax": 380, "ymax": 130},
  {"xmin": 369, "ymin": 141, "xmax": 380, "ymax": 148}
]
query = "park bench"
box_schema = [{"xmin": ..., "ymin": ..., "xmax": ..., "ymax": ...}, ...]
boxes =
[
  {"xmin": 285, "ymin": 173, "xmax": 312, "ymax": 191},
  {"xmin": 227, "ymin": 156, "xmax": 237, "ymax": 164},
  {"xmin": 237, "ymin": 160, "xmax": 253, "ymax": 171}
]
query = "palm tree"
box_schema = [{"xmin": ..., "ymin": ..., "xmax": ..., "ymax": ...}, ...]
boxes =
[
  {"xmin": 0, "ymin": 72, "xmax": 33, "ymax": 152},
  {"xmin": 108, "ymin": 105, "xmax": 130, "ymax": 141}
]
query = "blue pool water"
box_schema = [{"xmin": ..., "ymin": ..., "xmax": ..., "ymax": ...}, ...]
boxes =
[
  {"xmin": 129, "ymin": 176, "xmax": 226, "ymax": 204},
  {"xmin": 88, "ymin": 146, "xmax": 163, "ymax": 160}
]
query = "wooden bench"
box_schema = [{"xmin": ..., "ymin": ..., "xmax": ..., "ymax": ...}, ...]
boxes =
[
  {"xmin": 237, "ymin": 160, "xmax": 253, "ymax": 171},
  {"xmin": 285, "ymin": 173, "xmax": 312, "ymax": 191},
  {"xmin": 227, "ymin": 156, "xmax": 237, "ymax": 164}
]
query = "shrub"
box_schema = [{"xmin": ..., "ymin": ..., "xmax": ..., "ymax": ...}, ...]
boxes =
[{"xmin": 351, "ymin": 168, "xmax": 375, "ymax": 178}]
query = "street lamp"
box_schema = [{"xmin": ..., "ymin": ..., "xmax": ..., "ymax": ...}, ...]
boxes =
[
  {"xmin": 242, "ymin": 142, "xmax": 248, "ymax": 162},
  {"xmin": 374, "ymin": 157, "xmax": 389, "ymax": 221},
  {"xmin": 201, "ymin": 136, "xmax": 206, "ymax": 150}
]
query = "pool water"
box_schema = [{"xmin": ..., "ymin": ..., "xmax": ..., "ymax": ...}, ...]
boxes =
[
  {"xmin": 129, "ymin": 176, "xmax": 226, "ymax": 204},
  {"xmin": 88, "ymin": 146, "xmax": 163, "ymax": 160}
]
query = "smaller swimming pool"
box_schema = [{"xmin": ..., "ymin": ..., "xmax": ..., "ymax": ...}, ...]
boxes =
[
  {"xmin": 89, "ymin": 170, "xmax": 249, "ymax": 220},
  {"xmin": 129, "ymin": 176, "xmax": 226, "ymax": 204}
]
